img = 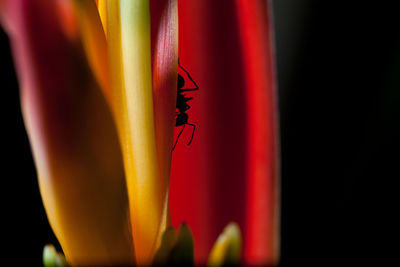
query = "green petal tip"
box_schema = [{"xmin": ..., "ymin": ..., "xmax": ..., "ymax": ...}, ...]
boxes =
[{"xmin": 43, "ymin": 244, "xmax": 69, "ymax": 267}]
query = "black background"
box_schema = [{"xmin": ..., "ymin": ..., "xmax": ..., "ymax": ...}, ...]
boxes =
[
  {"xmin": 0, "ymin": 23, "xmax": 61, "ymax": 265},
  {"xmin": 1, "ymin": 1, "xmax": 399, "ymax": 265}
]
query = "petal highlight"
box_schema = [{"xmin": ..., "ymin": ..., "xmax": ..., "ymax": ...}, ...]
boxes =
[{"xmin": 236, "ymin": 0, "xmax": 280, "ymax": 264}]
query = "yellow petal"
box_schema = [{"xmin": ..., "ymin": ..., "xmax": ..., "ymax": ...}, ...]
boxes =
[{"xmin": 107, "ymin": 0, "xmax": 168, "ymax": 263}]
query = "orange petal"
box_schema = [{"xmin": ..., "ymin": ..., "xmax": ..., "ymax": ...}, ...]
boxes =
[
  {"xmin": 2, "ymin": 0, "xmax": 134, "ymax": 265},
  {"xmin": 97, "ymin": 0, "xmax": 108, "ymax": 37},
  {"xmin": 73, "ymin": 0, "xmax": 111, "ymax": 104}
]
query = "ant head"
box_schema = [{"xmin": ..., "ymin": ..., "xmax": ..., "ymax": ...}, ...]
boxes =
[{"xmin": 178, "ymin": 74, "xmax": 185, "ymax": 89}]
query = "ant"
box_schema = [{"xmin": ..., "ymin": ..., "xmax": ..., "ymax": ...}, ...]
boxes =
[{"xmin": 173, "ymin": 59, "xmax": 199, "ymax": 150}]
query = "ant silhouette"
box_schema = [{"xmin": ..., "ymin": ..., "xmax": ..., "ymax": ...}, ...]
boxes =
[{"xmin": 173, "ymin": 59, "xmax": 199, "ymax": 150}]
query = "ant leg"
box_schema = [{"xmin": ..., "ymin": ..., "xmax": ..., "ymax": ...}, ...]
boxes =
[
  {"xmin": 180, "ymin": 88, "xmax": 198, "ymax": 92},
  {"xmin": 187, "ymin": 123, "xmax": 196, "ymax": 146},
  {"xmin": 173, "ymin": 124, "xmax": 186, "ymax": 151}
]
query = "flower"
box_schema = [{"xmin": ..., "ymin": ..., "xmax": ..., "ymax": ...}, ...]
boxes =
[
  {"xmin": 1, "ymin": 0, "xmax": 176, "ymax": 265},
  {"xmin": 1, "ymin": 0, "xmax": 279, "ymax": 266}
]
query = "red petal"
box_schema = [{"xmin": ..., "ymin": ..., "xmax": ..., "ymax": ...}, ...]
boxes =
[
  {"xmin": 170, "ymin": 1, "xmax": 279, "ymax": 265},
  {"xmin": 171, "ymin": 0, "xmax": 248, "ymax": 262},
  {"xmin": 236, "ymin": 0, "xmax": 280, "ymax": 265}
]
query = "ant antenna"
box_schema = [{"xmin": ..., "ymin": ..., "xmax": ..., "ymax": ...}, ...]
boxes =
[{"xmin": 178, "ymin": 59, "xmax": 199, "ymax": 89}]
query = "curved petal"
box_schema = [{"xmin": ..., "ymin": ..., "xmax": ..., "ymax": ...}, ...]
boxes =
[
  {"xmin": 1, "ymin": 0, "xmax": 134, "ymax": 265},
  {"xmin": 150, "ymin": 0, "xmax": 178, "ymax": 243}
]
